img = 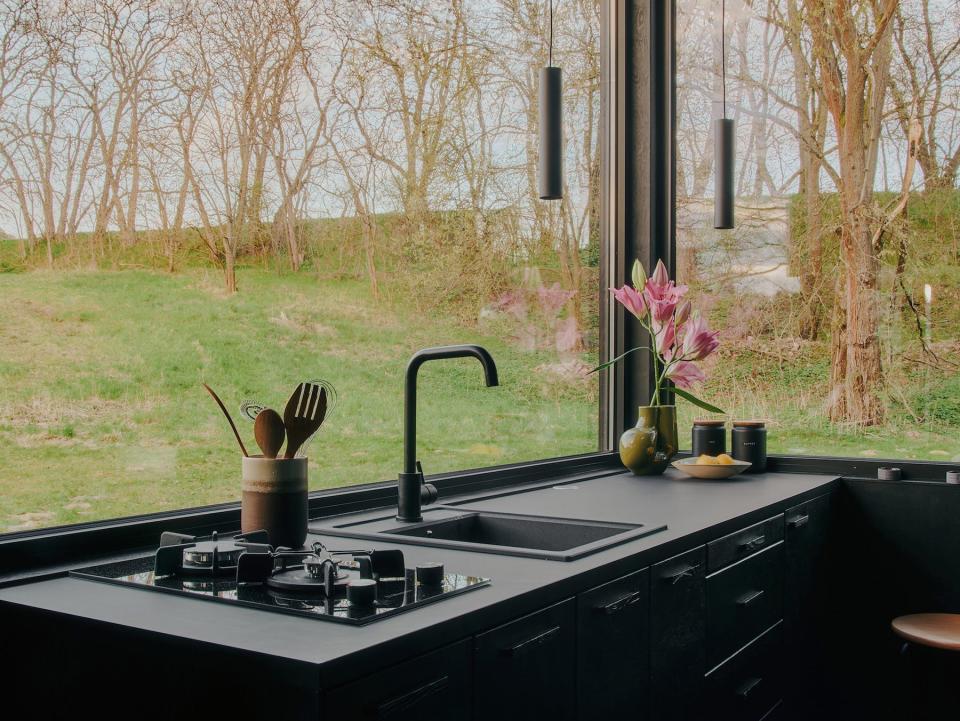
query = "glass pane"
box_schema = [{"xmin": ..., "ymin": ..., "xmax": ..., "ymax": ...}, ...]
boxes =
[
  {"xmin": 675, "ymin": 0, "xmax": 960, "ymax": 462},
  {"xmin": 0, "ymin": 0, "xmax": 601, "ymax": 533}
]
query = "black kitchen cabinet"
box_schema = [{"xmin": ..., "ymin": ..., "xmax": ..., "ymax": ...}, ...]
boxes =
[
  {"xmin": 704, "ymin": 621, "xmax": 784, "ymax": 721},
  {"xmin": 474, "ymin": 598, "xmax": 577, "ymax": 721},
  {"xmin": 650, "ymin": 546, "xmax": 707, "ymax": 721},
  {"xmin": 782, "ymin": 492, "xmax": 836, "ymax": 714},
  {"xmin": 577, "ymin": 568, "xmax": 650, "ymax": 721},
  {"xmin": 324, "ymin": 639, "xmax": 472, "ymax": 720},
  {"xmin": 706, "ymin": 542, "xmax": 784, "ymax": 668}
]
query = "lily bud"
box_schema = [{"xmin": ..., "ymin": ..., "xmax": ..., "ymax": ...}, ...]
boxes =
[{"xmin": 631, "ymin": 259, "xmax": 647, "ymax": 290}]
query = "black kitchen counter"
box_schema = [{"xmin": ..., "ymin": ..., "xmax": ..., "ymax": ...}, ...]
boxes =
[{"xmin": 0, "ymin": 469, "xmax": 838, "ymax": 690}]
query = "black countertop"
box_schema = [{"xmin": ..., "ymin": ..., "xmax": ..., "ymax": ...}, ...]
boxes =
[{"xmin": 0, "ymin": 469, "xmax": 838, "ymax": 689}]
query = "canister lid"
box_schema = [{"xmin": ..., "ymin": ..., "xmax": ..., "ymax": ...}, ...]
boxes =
[
  {"xmin": 693, "ymin": 419, "xmax": 725, "ymax": 427},
  {"xmin": 732, "ymin": 420, "xmax": 766, "ymax": 428}
]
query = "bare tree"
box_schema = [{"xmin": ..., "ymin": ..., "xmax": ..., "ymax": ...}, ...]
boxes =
[
  {"xmin": 889, "ymin": 0, "xmax": 960, "ymax": 191},
  {"xmin": 803, "ymin": 0, "xmax": 897, "ymax": 426}
]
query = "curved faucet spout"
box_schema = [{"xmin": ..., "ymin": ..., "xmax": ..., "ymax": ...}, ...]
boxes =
[{"xmin": 398, "ymin": 344, "xmax": 499, "ymax": 522}]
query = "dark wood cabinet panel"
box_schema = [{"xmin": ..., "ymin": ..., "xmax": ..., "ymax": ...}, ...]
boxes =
[
  {"xmin": 704, "ymin": 622, "xmax": 784, "ymax": 721},
  {"xmin": 324, "ymin": 639, "xmax": 472, "ymax": 721},
  {"xmin": 783, "ymin": 492, "xmax": 835, "ymax": 714},
  {"xmin": 650, "ymin": 546, "xmax": 707, "ymax": 721},
  {"xmin": 707, "ymin": 543, "xmax": 784, "ymax": 668},
  {"xmin": 708, "ymin": 515, "xmax": 785, "ymax": 573},
  {"xmin": 474, "ymin": 598, "xmax": 577, "ymax": 721},
  {"xmin": 577, "ymin": 568, "xmax": 650, "ymax": 721}
]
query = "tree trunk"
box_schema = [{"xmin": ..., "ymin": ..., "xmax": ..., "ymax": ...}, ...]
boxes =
[
  {"xmin": 224, "ymin": 245, "xmax": 237, "ymax": 294},
  {"xmin": 832, "ymin": 205, "xmax": 885, "ymax": 424}
]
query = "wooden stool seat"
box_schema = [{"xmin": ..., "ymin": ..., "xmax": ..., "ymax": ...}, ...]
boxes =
[{"xmin": 892, "ymin": 613, "xmax": 960, "ymax": 652}]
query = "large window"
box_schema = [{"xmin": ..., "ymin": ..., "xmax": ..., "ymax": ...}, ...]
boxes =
[
  {"xmin": 0, "ymin": 0, "xmax": 602, "ymax": 533},
  {"xmin": 675, "ymin": 0, "xmax": 960, "ymax": 462}
]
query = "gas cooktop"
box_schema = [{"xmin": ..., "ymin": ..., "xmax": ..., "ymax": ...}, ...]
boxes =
[{"xmin": 70, "ymin": 530, "xmax": 490, "ymax": 626}]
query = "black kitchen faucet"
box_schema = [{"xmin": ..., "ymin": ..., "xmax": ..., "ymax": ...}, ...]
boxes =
[{"xmin": 397, "ymin": 344, "xmax": 499, "ymax": 522}]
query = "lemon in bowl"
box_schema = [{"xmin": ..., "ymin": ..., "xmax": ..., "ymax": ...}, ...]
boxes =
[{"xmin": 672, "ymin": 454, "xmax": 751, "ymax": 479}]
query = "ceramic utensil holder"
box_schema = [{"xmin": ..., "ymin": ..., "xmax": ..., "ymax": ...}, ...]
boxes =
[{"xmin": 241, "ymin": 456, "xmax": 308, "ymax": 549}]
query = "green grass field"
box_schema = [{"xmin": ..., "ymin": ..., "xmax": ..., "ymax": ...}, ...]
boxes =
[
  {"xmin": 2, "ymin": 263, "xmax": 958, "ymax": 534},
  {"xmin": 0, "ymin": 268, "xmax": 598, "ymax": 532}
]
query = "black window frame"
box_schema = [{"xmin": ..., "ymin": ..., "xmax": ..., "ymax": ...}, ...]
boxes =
[{"xmin": 2, "ymin": 0, "xmax": 957, "ymax": 579}]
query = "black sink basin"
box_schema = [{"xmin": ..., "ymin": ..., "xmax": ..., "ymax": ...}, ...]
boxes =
[
  {"xmin": 389, "ymin": 512, "xmax": 635, "ymax": 549},
  {"xmin": 315, "ymin": 508, "xmax": 667, "ymax": 561}
]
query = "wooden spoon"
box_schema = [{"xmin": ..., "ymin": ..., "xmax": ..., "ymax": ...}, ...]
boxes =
[
  {"xmin": 202, "ymin": 383, "xmax": 249, "ymax": 457},
  {"xmin": 253, "ymin": 408, "xmax": 286, "ymax": 459},
  {"xmin": 283, "ymin": 382, "xmax": 327, "ymax": 459}
]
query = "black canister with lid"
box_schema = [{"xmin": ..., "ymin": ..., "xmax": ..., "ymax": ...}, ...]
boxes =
[
  {"xmin": 731, "ymin": 421, "xmax": 767, "ymax": 473},
  {"xmin": 691, "ymin": 419, "xmax": 726, "ymax": 457}
]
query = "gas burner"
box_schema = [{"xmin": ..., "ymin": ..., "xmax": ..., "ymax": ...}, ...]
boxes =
[
  {"xmin": 154, "ymin": 529, "xmax": 272, "ymax": 577},
  {"xmin": 236, "ymin": 542, "xmax": 403, "ymax": 599},
  {"xmin": 72, "ymin": 538, "xmax": 492, "ymax": 626}
]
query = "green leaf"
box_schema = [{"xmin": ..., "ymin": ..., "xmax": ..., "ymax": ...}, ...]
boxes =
[
  {"xmin": 631, "ymin": 259, "xmax": 647, "ymax": 289},
  {"xmin": 673, "ymin": 387, "xmax": 726, "ymax": 414},
  {"xmin": 588, "ymin": 345, "xmax": 651, "ymax": 374}
]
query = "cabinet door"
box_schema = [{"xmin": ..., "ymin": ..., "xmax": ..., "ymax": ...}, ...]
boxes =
[
  {"xmin": 474, "ymin": 598, "xmax": 576, "ymax": 721},
  {"xmin": 783, "ymin": 492, "xmax": 834, "ymax": 712},
  {"xmin": 325, "ymin": 639, "xmax": 472, "ymax": 721},
  {"xmin": 650, "ymin": 546, "xmax": 707, "ymax": 721},
  {"xmin": 577, "ymin": 568, "xmax": 650, "ymax": 721},
  {"xmin": 706, "ymin": 542, "xmax": 784, "ymax": 668},
  {"xmin": 704, "ymin": 622, "xmax": 784, "ymax": 721}
]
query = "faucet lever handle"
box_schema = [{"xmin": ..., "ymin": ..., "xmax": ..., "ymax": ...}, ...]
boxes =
[{"xmin": 416, "ymin": 460, "xmax": 425, "ymax": 481}]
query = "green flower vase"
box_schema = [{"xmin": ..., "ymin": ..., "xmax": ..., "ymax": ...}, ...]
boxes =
[{"xmin": 619, "ymin": 405, "xmax": 678, "ymax": 475}]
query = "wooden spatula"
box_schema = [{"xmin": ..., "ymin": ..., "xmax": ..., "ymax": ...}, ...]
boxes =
[{"xmin": 283, "ymin": 382, "xmax": 327, "ymax": 459}]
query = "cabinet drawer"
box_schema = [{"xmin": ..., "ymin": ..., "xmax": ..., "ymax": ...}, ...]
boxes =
[
  {"xmin": 577, "ymin": 568, "xmax": 649, "ymax": 721},
  {"xmin": 650, "ymin": 546, "xmax": 707, "ymax": 721},
  {"xmin": 707, "ymin": 543, "xmax": 784, "ymax": 667},
  {"xmin": 325, "ymin": 639, "xmax": 471, "ymax": 720},
  {"xmin": 475, "ymin": 598, "xmax": 576, "ymax": 721},
  {"xmin": 708, "ymin": 515, "xmax": 784, "ymax": 572},
  {"xmin": 705, "ymin": 622, "xmax": 784, "ymax": 721}
]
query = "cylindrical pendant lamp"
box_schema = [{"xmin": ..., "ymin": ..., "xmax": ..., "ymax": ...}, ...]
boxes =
[
  {"xmin": 539, "ymin": 0, "xmax": 562, "ymax": 200},
  {"xmin": 539, "ymin": 66, "xmax": 563, "ymax": 200},
  {"xmin": 713, "ymin": 0, "xmax": 734, "ymax": 229},
  {"xmin": 714, "ymin": 117, "xmax": 735, "ymax": 229}
]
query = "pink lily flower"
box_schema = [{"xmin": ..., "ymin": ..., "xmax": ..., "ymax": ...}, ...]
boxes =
[
  {"xmin": 644, "ymin": 259, "xmax": 689, "ymax": 303},
  {"xmin": 681, "ymin": 314, "xmax": 720, "ymax": 361},
  {"xmin": 666, "ymin": 360, "xmax": 706, "ymax": 389},
  {"xmin": 611, "ymin": 285, "xmax": 647, "ymax": 319},
  {"xmin": 648, "ymin": 297, "xmax": 678, "ymax": 324},
  {"xmin": 654, "ymin": 319, "xmax": 676, "ymax": 355}
]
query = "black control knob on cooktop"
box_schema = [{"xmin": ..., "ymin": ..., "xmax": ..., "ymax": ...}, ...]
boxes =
[
  {"xmin": 416, "ymin": 562, "xmax": 444, "ymax": 586},
  {"xmin": 347, "ymin": 578, "xmax": 377, "ymax": 607}
]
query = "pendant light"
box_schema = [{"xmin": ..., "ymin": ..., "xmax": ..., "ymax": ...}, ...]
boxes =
[
  {"xmin": 714, "ymin": 0, "xmax": 735, "ymax": 229},
  {"xmin": 539, "ymin": 0, "xmax": 562, "ymax": 200}
]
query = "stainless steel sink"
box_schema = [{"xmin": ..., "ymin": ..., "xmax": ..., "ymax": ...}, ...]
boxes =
[{"xmin": 312, "ymin": 507, "xmax": 667, "ymax": 561}]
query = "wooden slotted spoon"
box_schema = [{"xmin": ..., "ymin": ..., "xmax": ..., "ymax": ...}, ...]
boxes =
[{"xmin": 283, "ymin": 382, "xmax": 328, "ymax": 459}]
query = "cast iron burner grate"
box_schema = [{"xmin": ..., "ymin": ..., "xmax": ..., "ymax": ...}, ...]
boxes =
[{"xmin": 69, "ymin": 531, "xmax": 490, "ymax": 626}]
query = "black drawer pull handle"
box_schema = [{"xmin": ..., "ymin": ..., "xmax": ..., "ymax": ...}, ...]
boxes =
[
  {"xmin": 738, "ymin": 534, "xmax": 766, "ymax": 552},
  {"xmin": 736, "ymin": 676, "xmax": 763, "ymax": 699},
  {"xmin": 787, "ymin": 514, "xmax": 809, "ymax": 529},
  {"xmin": 737, "ymin": 589, "xmax": 765, "ymax": 607},
  {"xmin": 500, "ymin": 626, "xmax": 560, "ymax": 657},
  {"xmin": 662, "ymin": 563, "xmax": 701, "ymax": 584},
  {"xmin": 376, "ymin": 675, "xmax": 449, "ymax": 718},
  {"xmin": 593, "ymin": 590, "xmax": 644, "ymax": 615}
]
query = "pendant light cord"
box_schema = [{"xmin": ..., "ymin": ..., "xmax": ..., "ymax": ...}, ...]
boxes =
[
  {"xmin": 721, "ymin": 0, "xmax": 727, "ymax": 118},
  {"xmin": 549, "ymin": 0, "xmax": 554, "ymax": 67}
]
